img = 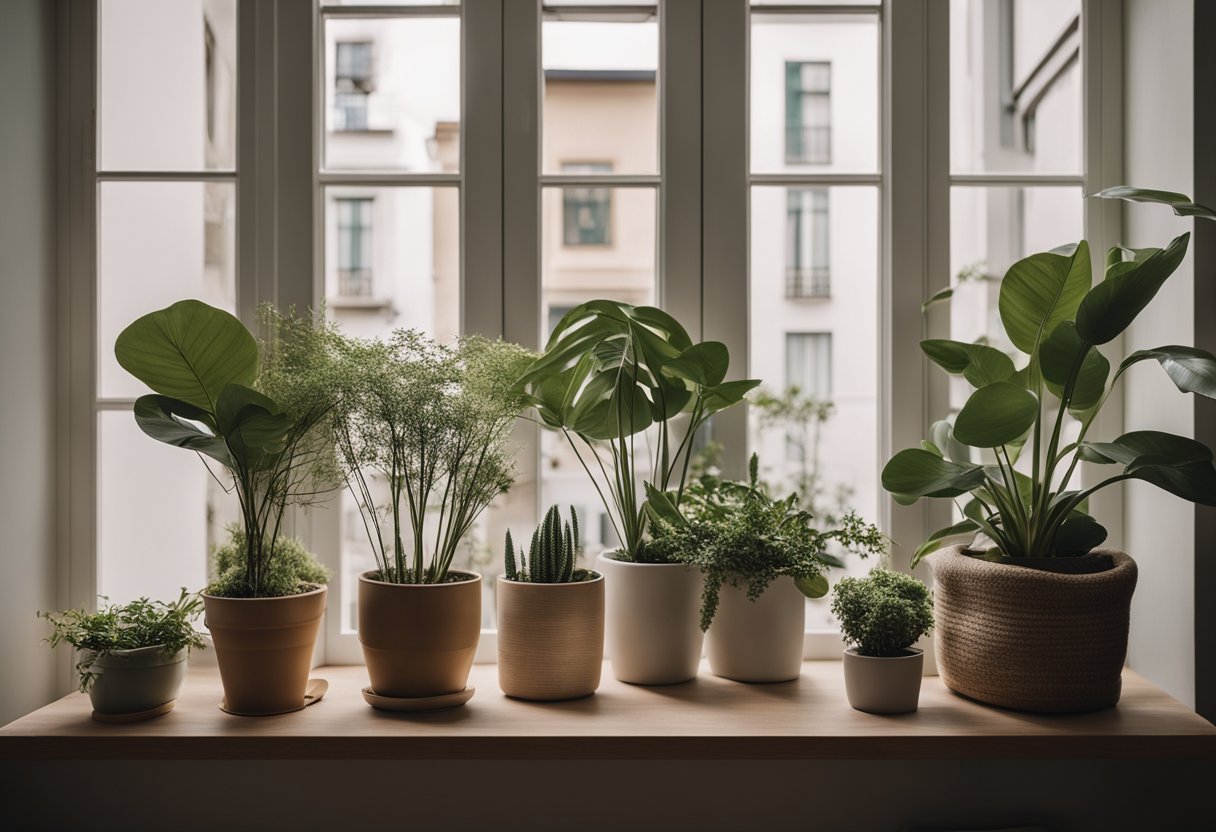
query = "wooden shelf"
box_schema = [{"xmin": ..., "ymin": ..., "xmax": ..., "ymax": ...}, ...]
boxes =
[{"xmin": 2, "ymin": 662, "xmax": 1213, "ymax": 761}]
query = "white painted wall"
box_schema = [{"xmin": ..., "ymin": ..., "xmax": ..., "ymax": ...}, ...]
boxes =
[{"xmin": 1122, "ymin": 0, "xmax": 1196, "ymax": 707}]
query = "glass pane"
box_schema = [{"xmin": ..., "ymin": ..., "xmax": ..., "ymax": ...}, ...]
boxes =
[
  {"xmin": 950, "ymin": 0, "xmax": 1082, "ymax": 174},
  {"xmin": 324, "ymin": 0, "xmax": 457, "ymax": 5},
  {"xmin": 752, "ymin": 1, "xmax": 877, "ymax": 5},
  {"xmin": 542, "ymin": 20, "xmax": 659, "ymax": 175},
  {"xmin": 323, "ymin": 18, "xmax": 460, "ymax": 171},
  {"xmin": 98, "ymin": 411, "xmax": 235, "ymax": 605},
  {"xmin": 98, "ymin": 181, "xmax": 236, "ymax": 399},
  {"xmin": 99, "ymin": 0, "xmax": 236, "ymax": 171},
  {"xmin": 750, "ymin": 13, "xmax": 879, "ymax": 174},
  {"xmin": 749, "ymin": 186, "xmax": 880, "ymax": 630}
]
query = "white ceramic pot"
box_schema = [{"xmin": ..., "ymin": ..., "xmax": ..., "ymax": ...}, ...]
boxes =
[
  {"xmin": 598, "ymin": 552, "xmax": 705, "ymax": 685},
  {"xmin": 706, "ymin": 575, "xmax": 805, "ymax": 683},
  {"xmin": 842, "ymin": 648, "xmax": 924, "ymax": 714}
]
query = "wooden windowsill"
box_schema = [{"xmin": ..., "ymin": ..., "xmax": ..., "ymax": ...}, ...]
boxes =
[{"xmin": 2, "ymin": 662, "xmax": 1213, "ymax": 761}]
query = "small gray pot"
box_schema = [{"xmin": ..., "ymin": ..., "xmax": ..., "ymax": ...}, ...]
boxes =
[
  {"xmin": 84, "ymin": 645, "xmax": 189, "ymax": 718},
  {"xmin": 842, "ymin": 647, "xmax": 923, "ymax": 714}
]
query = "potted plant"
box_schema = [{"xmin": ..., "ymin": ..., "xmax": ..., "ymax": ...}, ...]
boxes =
[
  {"xmin": 516, "ymin": 301, "xmax": 759, "ymax": 684},
  {"xmin": 115, "ymin": 301, "xmax": 337, "ymax": 716},
  {"xmin": 881, "ymin": 188, "xmax": 1216, "ymax": 712},
  {"xmin": 40, "ymin": 590, "xmax": 205, "ymax": 722},
  {"xmin": 649, "ymin": 454, "xmax": 886, "ymax": 682},
  {"xmin": 831, "ymin": 570, "xmax": 933, "ymax": 714},
  {"xmin": 497, "ymin": 506, "xmax": 604, "ymax": 700},
  {"xmin": 324, "ymin": 329, "xmax": 533, "ymax": 709}
]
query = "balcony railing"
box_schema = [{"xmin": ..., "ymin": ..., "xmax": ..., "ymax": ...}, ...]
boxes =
[
  {"xmin": 785, "ymin": 267, "xmax": 830, "ymax": 299},
  {"xmin": 338, "ymin": 268, "xmax": 374, "ymax": 297},
  {"xmin": 784, "ymin": 125, "xmax": 832, "ymax": 165}
]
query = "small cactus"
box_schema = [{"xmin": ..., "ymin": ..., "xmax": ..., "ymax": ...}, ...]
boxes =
[{"xmin": 504, "ymin": 506, "xmax": 584, "ymax": 583}]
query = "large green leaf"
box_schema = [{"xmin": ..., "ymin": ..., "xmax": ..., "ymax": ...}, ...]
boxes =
[
  {"xmin": 1091, "ymin": 186, "xmax": 1216, "ymax": 220},
  {"xmin": 911, "ymin": 519, "xmax": 981, "ymax": 568},
  {"xmin": 1074, "ymin": 233, "xmax": 1190, "ymax": 345},
  {"xmin": 115, "ymin": 300, "xmax": 257, "ymax": 413},
  {"xmin": 663, "ymin": 341, "xmax": 729, "ymax": 388},
  {"xmin": 132, "ymin": 394, "xmax": 231, "ymax": 468},
  {"xmin": 1125, "ymin": 458, "xmax": 1216, "ymax": 506},
  {"xmin": 881, "ymin": 448, "xmax": 986, "ymax": 500},
  {"xmin": 701, "ymin": 378, "xmax": 762, "ymax": 416},
  {"xmin": 929, "ymin": 419, "xmax": 972, "ymax": 464},
  {"xmin": 1052, "ymin": 512, "xmax": 1108, "ymax": 555},
  {"xmin": 1039, "ymin": 321, "xmax": 1110, "ymax": 413},
  {"xmin": 921, "ymin": 339, "xmax": 1016, "ymax": 387},
  {"xmin": 1118, "ymin": 346, "xmax": 1216, "ymax": 399},
  {"xmin": 953, "ymin": 382, "xmax": 1040, "ymax": 448},
  {"xmin": 998, "ymin": 241, "xmax": 1091, "ymax": 356},
  {"xmin": 1078, "ymin": 430, "xmax": 1214, "ymax": 466},
  {"xmin": 794, "ymin": 574, "xmax": 830, "ymax": 599},
  {"xmin": 215, "ymin": 384, "xmax": 291, "ymax": 470}
]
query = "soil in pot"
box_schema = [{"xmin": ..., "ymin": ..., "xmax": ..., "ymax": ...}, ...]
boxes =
[
  {"xmin": 203, "ymin": 585, "xmax": 327, "ymax": 716},
  {"xmin": 842, "ymin": 648, "xmax": 923, "ymax": 714},
  {"xmin": 705, "ymin": 576, "xmax": 805, "ymax": 683},
  {"xmin": 497, "ymin": 573, "xmax": 604, "ymax": 700},
  {"xmin": 86, "ymin": 645, "xmax": 189, "ymax": 720}
]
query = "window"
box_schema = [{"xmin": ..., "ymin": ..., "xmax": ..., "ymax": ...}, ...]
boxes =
[
  {"xmin": 785, "ymin": 61, "xmax": 831, "ymax": 164},
  {"xmin": 561, "ymin": 163, "xmax": 613, "ymax": 246},
  {"xmin": 334, "ymin": 41, "xmax": 373, "ymax": 131},
  {"xmin": 336, "ymin": 198, "xmax": 374, "ymax": 297},
  {"xmin": 786, "ymin": 188, "xmax": 830, "ymax": 298},
  {"xmin": 204, "ymin": 21, "xmax": 217, "ymax": 143},
  {"xmin": 786, "ymin": 332, "xmax": 832, "ymax": 399}
]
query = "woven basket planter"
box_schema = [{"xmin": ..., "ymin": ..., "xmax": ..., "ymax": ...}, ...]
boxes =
[{"xmin": 929, "ymin": 545, "xmax": 1137, "ymax": 713}]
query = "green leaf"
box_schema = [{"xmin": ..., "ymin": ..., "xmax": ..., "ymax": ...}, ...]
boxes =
[
  {"xmin": 1090, "ymin": 186, "xmax": 1216, "ymax": 221},
  {"xmin": 214, "ymin": 384, "xmax": 291, "ymax": 464},
  {"xmin": 571, "ymin": 373, "xmax": 654, "ymax": 440},
  {"xmin": 1125, "ymin": 457, "xmax": 1216, "ymax": 506},
  {"xmin": 911, "ymin": 519, "xmax": 980, "ymax": 568},
  {"xmin": 998, "ymin": 241, "xmax": 1091, "ymax": 357},
  {"xmin": 929, "ymin": 419, "xmax": 972, "ymax": 464},
  {"xmin": 921, "ymin": 339, "xmax": 1016, "ymax": 387},
  {"xmin": 1075, "ymin": 233, "xmax": 1190, "ymax": 345},
  {"xmin": 1052, "ymin": 513, "xmax": 1108, "ymax": 555},
  {"xmin": 921, "ymin": 286, "xmax": 954, "ymax": 313},
  {"xmin": 795, "ymin": 574, "xmax": 829, "ymax": 599},
  {"xmin": 1118, "ymin": 346, "xmax": 1216, "ymax": 399},
  {"xmin": 643, "ymin": 483, "xmax": 685, "ymax": 527},
  {"xmin": 1039, "ymin": 321, "xmax": 1110, "ymax": 413},
  {"xmin": 701, "ymin": 378, "xmax": 762, "ymax": 416},
  {"xmin": 953, "ymin": 382, "xmax": 1040, "ymax": 448},
  {"xmin": 115, "ymin": 299, "xmax": 258, "ymax": 413},
  {"xmin": 132, "ymin": 395, "xmax": 232, "ymax": 468},
  {"xmin": 662, "ymin": 341, "xmax": 730, "ymax": 388},
  {"xmin": 881, "ymin": 448, "xmax": 986, "ymax": 499},
  {"xmin": 1079, "ymin": 430, "xmax": 1214, "ymax": 466}
]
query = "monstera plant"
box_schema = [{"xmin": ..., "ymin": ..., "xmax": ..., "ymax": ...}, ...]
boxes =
[{"xmin": 883, "ymin": 188, "xmax": 1216, "ymax": 567}]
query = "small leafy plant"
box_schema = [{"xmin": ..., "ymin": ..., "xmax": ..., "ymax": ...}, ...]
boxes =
[
  {"xmin": 504, "ymin": 506, "xmax": 594, "ymax": 583},
  {"xmin": 831, "ymin": 569, "xmax": 933, "ymax": 658},
  {"xmin": 41, "ymin": 590, "xmax": 206, "ymax": 692},
  {"xmin": 883, "ymin": 188, "xmax": 1216, "ymax": 566},
  {"xmin": 648, "ymin": 454, "xmax": 887, "ymax": 631},
  {"xmin": 210, "ymin": 525, "xmax": 331, "ymax": 598}
]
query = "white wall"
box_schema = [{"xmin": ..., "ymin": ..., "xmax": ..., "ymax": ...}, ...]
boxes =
[
  {"xmin": 0, "ymin": 0, "xmax": 61, "ymax": 726},
  {"xmin": 1122, "ymin": 0, "xmax": 1196, "ymax": 707}
]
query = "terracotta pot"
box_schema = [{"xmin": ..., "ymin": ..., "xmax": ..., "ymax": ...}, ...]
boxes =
[
  {"xmin": 598, "ymin": 552, "xmax": 704, "ymax": 685},
  {"xmin": 358, "ymin": 570, "xmax": 481, "ymax": 698},
  {"xmin": 84, "ymin": 645, "xmax": 188, "ymax": 717},
  {"xmin": 842, "ymin": 648, "xmax": 924, "ymax": 714},
  {"xmin": 497, "ymin": 573, "xmax": 604, "ymax": 700},
  {"xmin": 930, "ymin": 545, "xmax": 1137, "ymax": 713},
  {"xmin": 706, "ymin": 576, "xmax": 805, "ymax": 683},
  {"xmin": 203, "ymin": 585, "xmax": 327, "ymax": 716}
]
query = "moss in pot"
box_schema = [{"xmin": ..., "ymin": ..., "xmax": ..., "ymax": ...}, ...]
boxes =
[{"xmin": 832, "ymin": 570, "xmax": 933, "ymax": 714}]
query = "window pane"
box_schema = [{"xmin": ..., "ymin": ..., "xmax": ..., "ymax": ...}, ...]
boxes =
[
  {"xmin": 750, "ymin": 186, "xmax": 879, "ymax": 629},
  {"xmin": 950, "ymin": 0, "xmax": 1082, "ymax": 174},
  {"xmin": 98, "ymin": 181, "xmax": 236, "ymax": 399},
  {"xmin": 751, "ymin": 13, "xmax": 879, "ymax": 174},
  {"xmin": 542, "ymin": 20, "xmax": 659, "ymax": 175},
  {"xmin": 323, "ymin": 0, "xmax": 457, "ymax": 5},
  {"xmin": 99, "ymin": 0, "xmax": 236, "ymax": 171},
  {"xmin": 323, "ymin": 18, "xmax": 460, "ymax": 171}
]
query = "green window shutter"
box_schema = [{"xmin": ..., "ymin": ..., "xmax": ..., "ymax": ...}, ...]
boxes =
[{"xmin": 785, "ymin": 61, "xmax": 803, "ymax": 161}]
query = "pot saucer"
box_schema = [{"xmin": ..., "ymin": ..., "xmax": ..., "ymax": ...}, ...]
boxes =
[
  {"xmin": 92, "ymin": 700, "xmax": 175, "ymax": 724},
  {"xmin": 219, "ymin": 678, "xmax": 328, "ymax": 716},
  {"xmin": 362, "ymin": 686, "xmax": 475, "ymax": 712}
]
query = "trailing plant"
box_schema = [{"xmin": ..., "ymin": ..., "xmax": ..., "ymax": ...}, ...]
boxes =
[
  {"xmin": 648, "ymin": 454, "xmax": 887, "ymax": 631},
  {"xmin": 210, "ymin": 525, "xmax": 331, "ymax": 598},
  {"xmin": 326, "ymin": 328, "xmax": 535, "ymax": 584},
  {"xmin": 516, "ymin": 300, "xmax": 759, "ymax": 563},
  {"xmin": 40, "ymin": 590, "xmax": 206, "ymax": 692},
  {"xmin": 504, "ymin": 506, "xmax": 594, "ymax": 583},
  {"xmin": 883, "ymin": 188, "xmax": 1216, "ymax": 567},
  {"xmin": 831, "ymin": 569, "xmax": 933, "ymax": 658},
  {"xmin": 114, "ymin": 301, "xmax": 338, "ymax": 597}
]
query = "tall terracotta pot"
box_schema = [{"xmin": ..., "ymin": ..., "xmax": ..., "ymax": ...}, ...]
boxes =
[
  {"xmin": 358, "ymin": 570, "xmax": 482, "ymax": 699},
  {"xmin": 705, "ymin": 576, "xmax": 805, "ymax": 683},
  {"xmin": 930, "ymin": 545, "xmax": 1137, "ymax": 713},
  {"xmin": 203, "ymin": 585, "xmax": 327, "ymax": 716},
  {"xmin": 497, "ymin": 573, "xmax": 604, "ymax": 700}
]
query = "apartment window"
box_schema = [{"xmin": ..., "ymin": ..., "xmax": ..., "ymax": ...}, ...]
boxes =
[
  {"xmin": 786, "ymin": 188, "xmax": 830, "ymax": 298},
  {"xmin": 204, "ymin": 21, "xmax": 217, "ymax": 143},
  {"xmin": 336, "ymin": 197, "xmax": 374, "ymax": 297},
  {"xmin": 334, "ymin": 41, "xmax": 373, "ymax": 131},
  {"xmin": 784, "ymin": 61, "xmax": 831, "ymax": 164},
  {"xmin": 786, "ymin": 333, "xmax": 832, "ymax": 400},
  {"xmin": 561, "ymin": 163, "xmax": 613, "ymax": 246}
]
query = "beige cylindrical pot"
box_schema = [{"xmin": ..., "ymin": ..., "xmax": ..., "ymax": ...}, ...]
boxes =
[
  {"xmin": 497, "ymin": 574, "xmax": 604, "ymax": 700},
  {"xmin": 359, "ymin": 571, "xmax": 481, "ymax": 699},
  {"xmin": 598, "ymin": 553, "xmax": 704, "ymax": 685},
  {"xmin": 706, "ymin": 576, "xmax": 805, "ymax": 683},
  {"xmin": 85, "ymin": 645, "xmax": 188, "ymax": 718},
  {"xmin": 842, "ymin": 648, "xmax": 923, "ymax": 714},
  {"xmin": 930, "ymin": 545, "xmax": 1137, "ymax": 713},
  {"xmin": 203, "ymin": 586, "xmax": 326, "ymax": 716}
]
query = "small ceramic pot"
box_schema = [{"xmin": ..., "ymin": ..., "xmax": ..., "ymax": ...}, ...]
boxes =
[
  {"xmin": 85, "ymin": 645, "xmax": 188, "ymax": 717},
  {"xmin": 598, "ymin": 552, "xmax": 705, "ymax": 685},
  {"xmin": 497, "ymin": 573, "xmax": 604, "ymax": 700},
  {"xmin": 359, "ymin": 571, "xmax": 481, "ymax": 699},
  {"xmin": 842, "ymin": 648, "xmax": 924, "ymax": 714},
  {"xmin": 706, "ymin": 576, "xmax": 805, "ymax": 683}
]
